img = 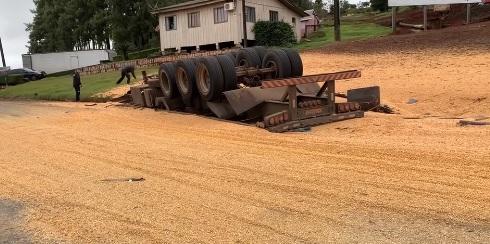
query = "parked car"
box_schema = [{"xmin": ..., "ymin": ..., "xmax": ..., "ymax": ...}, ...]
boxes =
[{"xmin": 7, "ymin": 68, "xmax": 47, "ymax": 81}]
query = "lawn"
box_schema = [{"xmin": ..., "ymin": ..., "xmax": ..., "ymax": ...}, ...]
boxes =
[
  {"xmin": 295, "ymin": 22, "xmax": 392, "ymax": 50},
  {"xmin": 0, "ymin": 67, "xmax": 158, "ymax": 102}
]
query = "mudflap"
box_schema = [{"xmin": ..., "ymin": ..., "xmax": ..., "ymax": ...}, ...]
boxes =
[
  {"xmin": 207, "ymin": 101, "xmax": 237, "ymax": 120},
  {"xmin": 347, "ymin": 86, "xmax": 381, "ymax": 111}
]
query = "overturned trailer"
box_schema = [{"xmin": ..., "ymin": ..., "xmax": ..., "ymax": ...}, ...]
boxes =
[{"xmin": 132, "ymin": 47, "xmax": 380, "ymax": 132}]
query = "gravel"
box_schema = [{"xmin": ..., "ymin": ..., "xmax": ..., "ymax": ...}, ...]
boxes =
[{"xmin": 0, "ymin": 22, "xmax": 489, "ymax": 243}]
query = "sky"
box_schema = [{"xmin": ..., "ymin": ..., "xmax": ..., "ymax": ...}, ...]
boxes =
[{"xmin": 0, "ymin": 0, "xmax": 34, "ymax": 69}]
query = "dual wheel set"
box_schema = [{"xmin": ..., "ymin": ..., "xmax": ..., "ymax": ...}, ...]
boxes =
[{"xmin": 158, "ymin": 47, "xmax": 303, "ymax": 106}]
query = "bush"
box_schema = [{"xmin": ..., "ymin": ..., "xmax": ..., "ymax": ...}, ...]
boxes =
[
  {"xmin": 309, "ymin": 30, "xmax": 326, "ymax": 39},
  {"xmin": 253, "ymin": 21, "xmax": 296, "ymax": 47},
  {"xmin": 0, "ymin": 75, "xmax": 29, "ymax": 86},
  {"xmin": 370, "ymin": 0, "xmax": 389, "ymax": 12}
]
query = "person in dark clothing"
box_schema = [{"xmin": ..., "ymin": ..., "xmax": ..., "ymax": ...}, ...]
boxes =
[
  {"xmin": 116, "ymin": 65, "xmax": 136, "ymax": 85},
  {"xmin": 73, "ymin": 71, "xmax": 82, "ymax": 102}
]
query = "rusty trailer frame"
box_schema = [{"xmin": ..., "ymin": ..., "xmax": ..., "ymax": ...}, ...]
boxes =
[
  {"xmin": 258, "ymin": 70, "xmax": 364, "ymax": 132},
  {"xmin": 139, "ymin": 66, "xmax": 376, "ymax": 133}
]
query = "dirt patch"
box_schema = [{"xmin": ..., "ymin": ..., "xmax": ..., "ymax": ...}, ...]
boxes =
[
  {"xmin": 0, "ymin": 200, "xmax": 31, "ymax": 243},
  {"xmin": 94, "ymin": 83, "xmax": 135, "ymax": 100},
  {"xmin": 303, "ymin": 22, "xmax": 490, "ymax": 117},
  {"xmin": 377, "ymin": 4, "xmax": 490, "ymax": 30},
  {"xmin": 313, "ymin": 21, "xmax": 490, "ymax": 55}
]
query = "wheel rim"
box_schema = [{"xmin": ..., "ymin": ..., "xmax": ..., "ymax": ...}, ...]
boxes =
[
  {"xmin": 265, "ymin": 60, "xmax": 279, "ymax": 79},
  {"xmin": 176, "ymin": 67, "xmax": 190, "ymax": 95},
  {"xmin": 160, "ymin": 70, "xmax": 171, "ymax": 95},
  {"xmin": 238, "ymin": 58, "xmax": 248, "ymax": 67},
  {"xmin": 197, "ymin": 64, "xmax": 211, "ymax": 96}
]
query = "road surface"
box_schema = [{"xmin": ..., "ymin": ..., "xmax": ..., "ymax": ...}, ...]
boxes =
[
  {"xmin": 1, "ymin": 22, "xmax": 489, "ymax": 243},
  {"xmin": 0, "ymin": 100, "xmax": 488, "ymax": 243}
]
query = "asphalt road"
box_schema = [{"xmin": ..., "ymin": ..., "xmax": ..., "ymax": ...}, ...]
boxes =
[{"xmin": 0, "ymin": 200, "xmax": 30, "ymax": 244}]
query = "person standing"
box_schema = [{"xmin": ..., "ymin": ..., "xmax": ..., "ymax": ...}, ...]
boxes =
[
  {"xmin": 73, "ymin": 71, "xmax": 82, "ymax": 102},
  {"xmin": 116, "ymin": 65, "xmax": 136, "ymax": 85}
]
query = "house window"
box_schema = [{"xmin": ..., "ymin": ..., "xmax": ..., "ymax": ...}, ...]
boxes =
[
  {"xmin": 165, "ymin": 16, "xmax": 177, "ymax": 31},
  {"xmin": 214, "ymin": 7, "xmax": 228, "ymax": 23},
  {"xmin": 188, "ymin": 12, "xmax": 200, "ymax": 28},
  {"xmin": 245, "ymin": 6, "xmax": 256, "ymax": 23},
  {"xmin": 270, "ymin": 11, "xmax": 279, "ymax": 22},
  {"xmin": 292, "ymin": 17, "xmax": 296, "ymax": 26}
]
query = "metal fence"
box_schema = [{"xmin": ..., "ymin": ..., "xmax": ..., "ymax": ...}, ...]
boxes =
[{"xmin": 76, "ymin": 49, "xmax": 233, "ymax": 75}]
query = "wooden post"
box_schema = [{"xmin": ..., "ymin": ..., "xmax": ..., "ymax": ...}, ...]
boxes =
[
  {"xmin": 333, "ymin": 0, "xmax": 341, "ymax": 42},
  {"xmin": 288, "ymin": 86, "xmax": 298, "ymax": 121},
  {"xmin": 392, "ymin": 7, "xmax": 397, "ymax": 33},
  {"xmin": 242, "ymin": 0, "xmax": 248, "ymax": 48},
  {"xmin": 142, "ymin": 71, "xmax": 148, "ymax": 83},
  {"xmin": 466, "ymin": 3, "xmax": 471, "ymax": 25},
  {"xmin": 423, "ymin": 6, "xmax": 428, "ymax": 31},
  {"xmin": 327, "ymin": 81, "xmax": 336, "ymax": 114}
]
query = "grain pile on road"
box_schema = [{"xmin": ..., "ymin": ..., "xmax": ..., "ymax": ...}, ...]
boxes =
[
  {"xmin": 0, "ymin": 22, "xmax": 489, "ymax": 243},
  {"xmin": 304, "ymin": 22, "xmax": 490, "ymax": 117}
]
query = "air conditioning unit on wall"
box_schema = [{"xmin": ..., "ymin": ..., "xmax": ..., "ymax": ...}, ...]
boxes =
[{"xmin": 224, "ymin": 2, "xmax": 235, "ymax": 11}]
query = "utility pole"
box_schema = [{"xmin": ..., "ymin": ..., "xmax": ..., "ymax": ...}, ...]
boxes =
[
  {"xmin": 333, "ymin": 0, "xmax": 341, "ymax": 42},
  {"xmin": 392, "ymin": 7, "xmax": 397, "ymax": 33},
  {"xmin": 242, "ymin": 0, "xmax": 248, "ymax": 48},
  {"xmin": 0, "ymin": 37, "xmax": 6, "ymax": 67}
]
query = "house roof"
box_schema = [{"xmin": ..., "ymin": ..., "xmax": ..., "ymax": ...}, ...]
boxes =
[
  {"xmin": 151, "ymin": 0, "xmax": 224, "ymax": 14},
  {"xmin": 300, "ymin": 9, "xmax": 320, "ymax": 22},
  {"xmin": 304, "ymin": 9, "xmax": 315, "ymax": 16},
  {"xmin": 152, "ymin": 0, "xmax": 308, "ymax": 17}
]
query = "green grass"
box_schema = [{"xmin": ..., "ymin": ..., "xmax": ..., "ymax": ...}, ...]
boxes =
[
  {"xmin": 0, "ymin": 67, "xmax": 158, "ymax": 102},
  {"xmin": 295, "ymin": 22, "xmax": 392, "ymax": 50}
]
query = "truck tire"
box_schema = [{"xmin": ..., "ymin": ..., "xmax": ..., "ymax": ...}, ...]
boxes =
[
  {"xmin": 224, "ymin": 52, "xmax": 237, "ymax": 64},
  {"xmin": 252, "ymin": 46, "xmax": 267, "ymax": 61},
  {"xmin": 159, "ymin": 62, "xmax": 179, "ymax": 98},
  {"xmin": 282, "ymin": 48, "xmax": 303, "ymax": 77},
  {"xmin": 236, "ymin": 48, "xmax": 261, "ymax": 68},
  {"xmin": 196, "ymin": 56, "xmax": 225, "ymax": 101},
  {"xmin": 176, "ymin": 59, "xmax": 197, "ymax": 102},
  {"xmin": 216, "ymin": 54, "xmax": 237, "ymax": 91},
  {"xmin": 262, "ymin": 49, "xmax": 292, "ymax": 79}
]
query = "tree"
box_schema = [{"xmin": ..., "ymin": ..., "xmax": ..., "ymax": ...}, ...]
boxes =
[
  {"xmin": 90, "ymin": 0, "xmax": 112, "ymax": 50},
  {"xmin": 313, "ymin": 0, "xmax": 324, "ymax": 16},
  {"xmin": 109, "ymin": 0, "xmax": 133, "ymax": 60},
  {"xmin": 109, "ymin": 0, "xmax": 159, "ymax": 60},
  {"xmin": 329, "ymin": 0, "xmax": 352, "ymax": 15},
  {"xmin": 370, "ymin": 0, "xmax": 389, "ymax": 12},
  {"xmin": 27, "ymin": 0, "xmax": 113, "ymax": 53},
  {"xmin": 27, "ymin": 0, "xmax": 165, "ymax": 56},
  {"xmin": 361, "ymin": 1, "xmax": 370, "ymax": 8},
  {"xmin": 290, "ymin": 0, "xmax": 314, "ymax": 10}
]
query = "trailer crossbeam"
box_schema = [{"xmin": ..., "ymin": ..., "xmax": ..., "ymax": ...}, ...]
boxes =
[{"xmin": 261, "ymin": 70, "xmax": 361, "ymax": 89}]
